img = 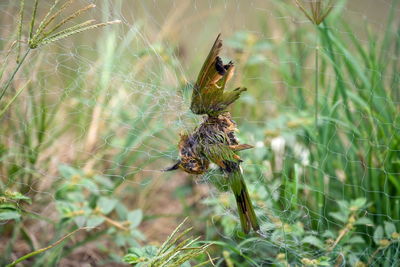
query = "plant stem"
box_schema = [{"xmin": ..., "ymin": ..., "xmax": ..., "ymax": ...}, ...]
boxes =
[
  {"xmin": 0, "ymin": 80, "xmax": 29, "ymax": 119},
  {"xmin": 315, "ymin": 40, "xmax": 319, "ymax": 131},
  {"xmin": 314, "ymin": 26, "xmax": 324, "ymax": 226},
  {"xmin": 5, "ymin": 227, "xmax": 90, "ymax": 267},
  {"xmin": 0, "ymin": 49, "xmax": 30, "ymax": 102},
  {"xmin": 328, "ymin": 215, "xmax": 355, "ymax": 252},
  {"xmin": 62, "ymin": 229, "xmax": 108, "ymax": 258}
]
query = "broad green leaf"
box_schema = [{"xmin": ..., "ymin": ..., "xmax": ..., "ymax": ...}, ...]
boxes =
[
  {"xmin": 94, "ymin": 175, "xmax": 114, "ymax": 189},
  {"xmin": 125, "ymin": 246, "xmax": 144, "ymax": 258},
  {"xmin": 317, "ymin": 261, "xmax": 332, "ymax": 266},
  {"xmin": 4, "ymin": 191, "xmax": 31, "ymax": 203},
  {"xmin": 127, "ymin": 209, "xmax": 143, "ymax": 228},
  {"xmin": 81, "ymin": 179, "xmax": 99, "ymax": 194},
  {"xmin": 116, "ymin": 202, "xmax": 129, "ymax": 220},
  {"xmin": 384, "ymin": 221, "xmax": 397, "ymax": 238},
  {"xmin": 131, "ymin": 229, "xmax": 146, "ymax": 241},
  {"xmin": 98, "ymin": 197, "xmax": 118, "ymax": 215},
  {"xmin": 0, "ymin": 203, "xmax": 18, "ymax": 209},
  {"xmin": 116, "ymin": 233, "xmax": 129, "ymax": 247},
  {"xmin": 322, "ymin": 230, "xmax": 335, "ymax": 239},
  {"xmin": 337, "ymin": 200, "xmax": 349, "ymax": 210},
  {"xmin": 0, "ymin": 210, "xmax": 21, "ymax": 221},
  {"xmin": 373, "ymin": 225, "xmax": 384, "ymax": 245},
  {"xmin": 350, "ymin": 198, "xmax": 367, "ymax": 209},
  {"xmin": 355, "ymin": 217, "xmax": 374, "ymax": 226},
  {"xmin": 348, "ymin": 236, "xmax": 365, "ymax": 244},
  {"xmin": 142, "ymin": 245, "xmax": 157, "ymax": 257},
  {"xmin": 329, "ymin": 212, "xmax": 347, "ymax": 224},
  {"xmin": 74, "ymin": 215, "xmax": 87, "ymax": 228},
  {"xmin": 301, "ymin": 236, "xmax": 324, "ymax": 249},
  {"xmin": 86, "ymin": 215, "xmax": 105, "ymax": 228},
  {"xmin": 123, "ymin": 253, "xmax": 143, "ymax": 264}
]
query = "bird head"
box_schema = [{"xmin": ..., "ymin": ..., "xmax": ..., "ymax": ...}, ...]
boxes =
[{"xmin": 163, "ymin": 157, "xmax": 209, "ymax": 175}]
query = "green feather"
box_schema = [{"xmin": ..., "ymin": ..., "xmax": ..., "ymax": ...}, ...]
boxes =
[
  {"xmin": 203, "ymin": 144, "xmax": 259, "ymax": 233},
  {"xmin": 229, "ymin": 170, "xmax": 259, "ymax": 234}
]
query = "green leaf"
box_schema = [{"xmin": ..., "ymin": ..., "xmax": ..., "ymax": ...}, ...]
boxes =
[
  {"xmin": 128, "ymin": 247, "xmax": 144, "ymax": 257},
  {"xmin": 5, "ymin": 191, "xmax": 31, "ymax": 203},
  {"xmin": 86, "ymin": 215, "xmax": 105, "ymax": 228},
  {"xmin": 127, "ymin": 209, "xmax": 143, "ymax": 228},
  {"xmin": 316, "ymin": 258, "xmax": 332, "ymax": 266},
  {"xmin": 74, "ymin": 215, "xmax": 87, "ymax": 228},
  {"xmin": 337, "ymin": 200, "xmax": 349, "ymax": 210},
  {"xmin": 373, "ymin": 225, "xmax": 384, "ymax": 245},
  {"xmin": 355, "ymin": 217, "xmax": 374, "ymax": 226},
  {"xmin": 322, "ymin": 230, "xmax": 335, "ymax": 239},
  {"xmin": 115, "ymin": 232, "xmax": 129, "ymax": 247},
  {"xmin": 0, "ymin": 210, "xmax": 21, "ymax": 221},
  {"xmin": 58, "ymin": 164, "xmax": 81, "ymax": 179},
  {"xmin": 97, "ymin": 197, "xmax": 118, "ymax": 215},
  {"xmin": 329, "ymin": 212, "xmax": 347, "ymax": 224},
  {"xmin": 131, "ymin": 229, "xmax": 146, "ymax": 241},
  {"xmin": 348, "ymin": 236, "xmax": 365, "ymax": 244},
  {"xmin": 116, "ymin": 202, "xmax": 128, "ymax": 220},
  {"xmin": 123, "ymin": 247, "xmax": 147, "ymax": 264},
  {"xmin": 123, "ymin": 253, "xmax": 146, "ymax": 264},
  {"xmin": 142, "ymin": 245, "xmax": 158, "ymax": 257},
  {"xmin": 301, "ymin": 236, "xmax": 325, "ymax": 249},
  {"xmin": 0, "ymin": 203, "xmax": 18, "ymax": 209},
  {"xmin": 81, "ymin": 178, "xmax": 99, "ymax": 194},
  {"xmin": 94, "ymin": 175, "xmax": 114, "ymax": 189},
  {"xmin": 350, "ymin": 198, "xmax": 367, "ymax": 209},
  {"xmin": 384, "ymin": 221, "xmax": 397, "ymax": 238}
]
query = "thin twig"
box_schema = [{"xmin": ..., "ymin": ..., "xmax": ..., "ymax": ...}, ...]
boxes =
[{"xmin": 102, "ymin": 215, "xmax": 129, "ymax": 231}]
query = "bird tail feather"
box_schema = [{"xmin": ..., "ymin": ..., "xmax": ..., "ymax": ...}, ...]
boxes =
[{"xmin": 230, "ymin": 171, "xmax": 259, "ymax": 233}]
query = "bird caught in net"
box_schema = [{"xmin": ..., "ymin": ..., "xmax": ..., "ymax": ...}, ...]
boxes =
[{"xmin": 165, "ymin": 34, "xmax": 259, "ymax": 234}]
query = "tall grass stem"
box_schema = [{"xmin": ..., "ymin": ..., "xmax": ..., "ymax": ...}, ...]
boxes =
[
  {"xmin": 315, "ymin": 43, "xmax": 319, "ymax": 130},
  {"xmin": 0, "ymin": 49, "xmax": 30, "ymax": 102}
]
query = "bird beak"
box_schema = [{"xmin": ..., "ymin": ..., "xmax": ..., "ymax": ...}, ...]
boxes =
[{"xmin": 163, "ymin": 161, "xmax": 181, "ymax": 171}]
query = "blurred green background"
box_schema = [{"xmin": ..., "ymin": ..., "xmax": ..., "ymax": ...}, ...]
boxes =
[{"xmin": 0, "ymin": 0, "xmax": 399, "ymax": 266}]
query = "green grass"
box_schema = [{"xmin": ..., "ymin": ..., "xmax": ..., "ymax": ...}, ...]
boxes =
[{"xmin": 1, "ymin": 0, "xmax": 399, "ymax": 266}]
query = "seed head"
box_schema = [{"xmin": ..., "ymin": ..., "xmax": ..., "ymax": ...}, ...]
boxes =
[{"xmin": 294, "ymin": 0, "xmax": 334, "ymax": 25}]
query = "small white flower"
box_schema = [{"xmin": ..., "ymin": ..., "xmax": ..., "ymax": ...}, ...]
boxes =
[
  {"xmin": 294, "ymin": 143, "xmax": 310, "ymax": 166},
  {"xmin": 271, "ymin": 137, "xmax": 285, "ymax": 172},
  {"xmin": 271, "ymin": 137, "xmax": 285, "ymax": 153}
]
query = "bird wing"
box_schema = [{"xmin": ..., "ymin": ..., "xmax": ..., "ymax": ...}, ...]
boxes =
[
  {"xmin": 202, "ymin": 143, "xmax": 239, "ymax": 169},
  {"xmin": 190, "ymin": 34, "xmax": 246, "ymax": 116}
]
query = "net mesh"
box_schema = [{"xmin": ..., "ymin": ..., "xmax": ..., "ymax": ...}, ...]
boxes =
[{"xmin": 0, "ymin": 0, "xmax": 399, "ymax": 266}]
